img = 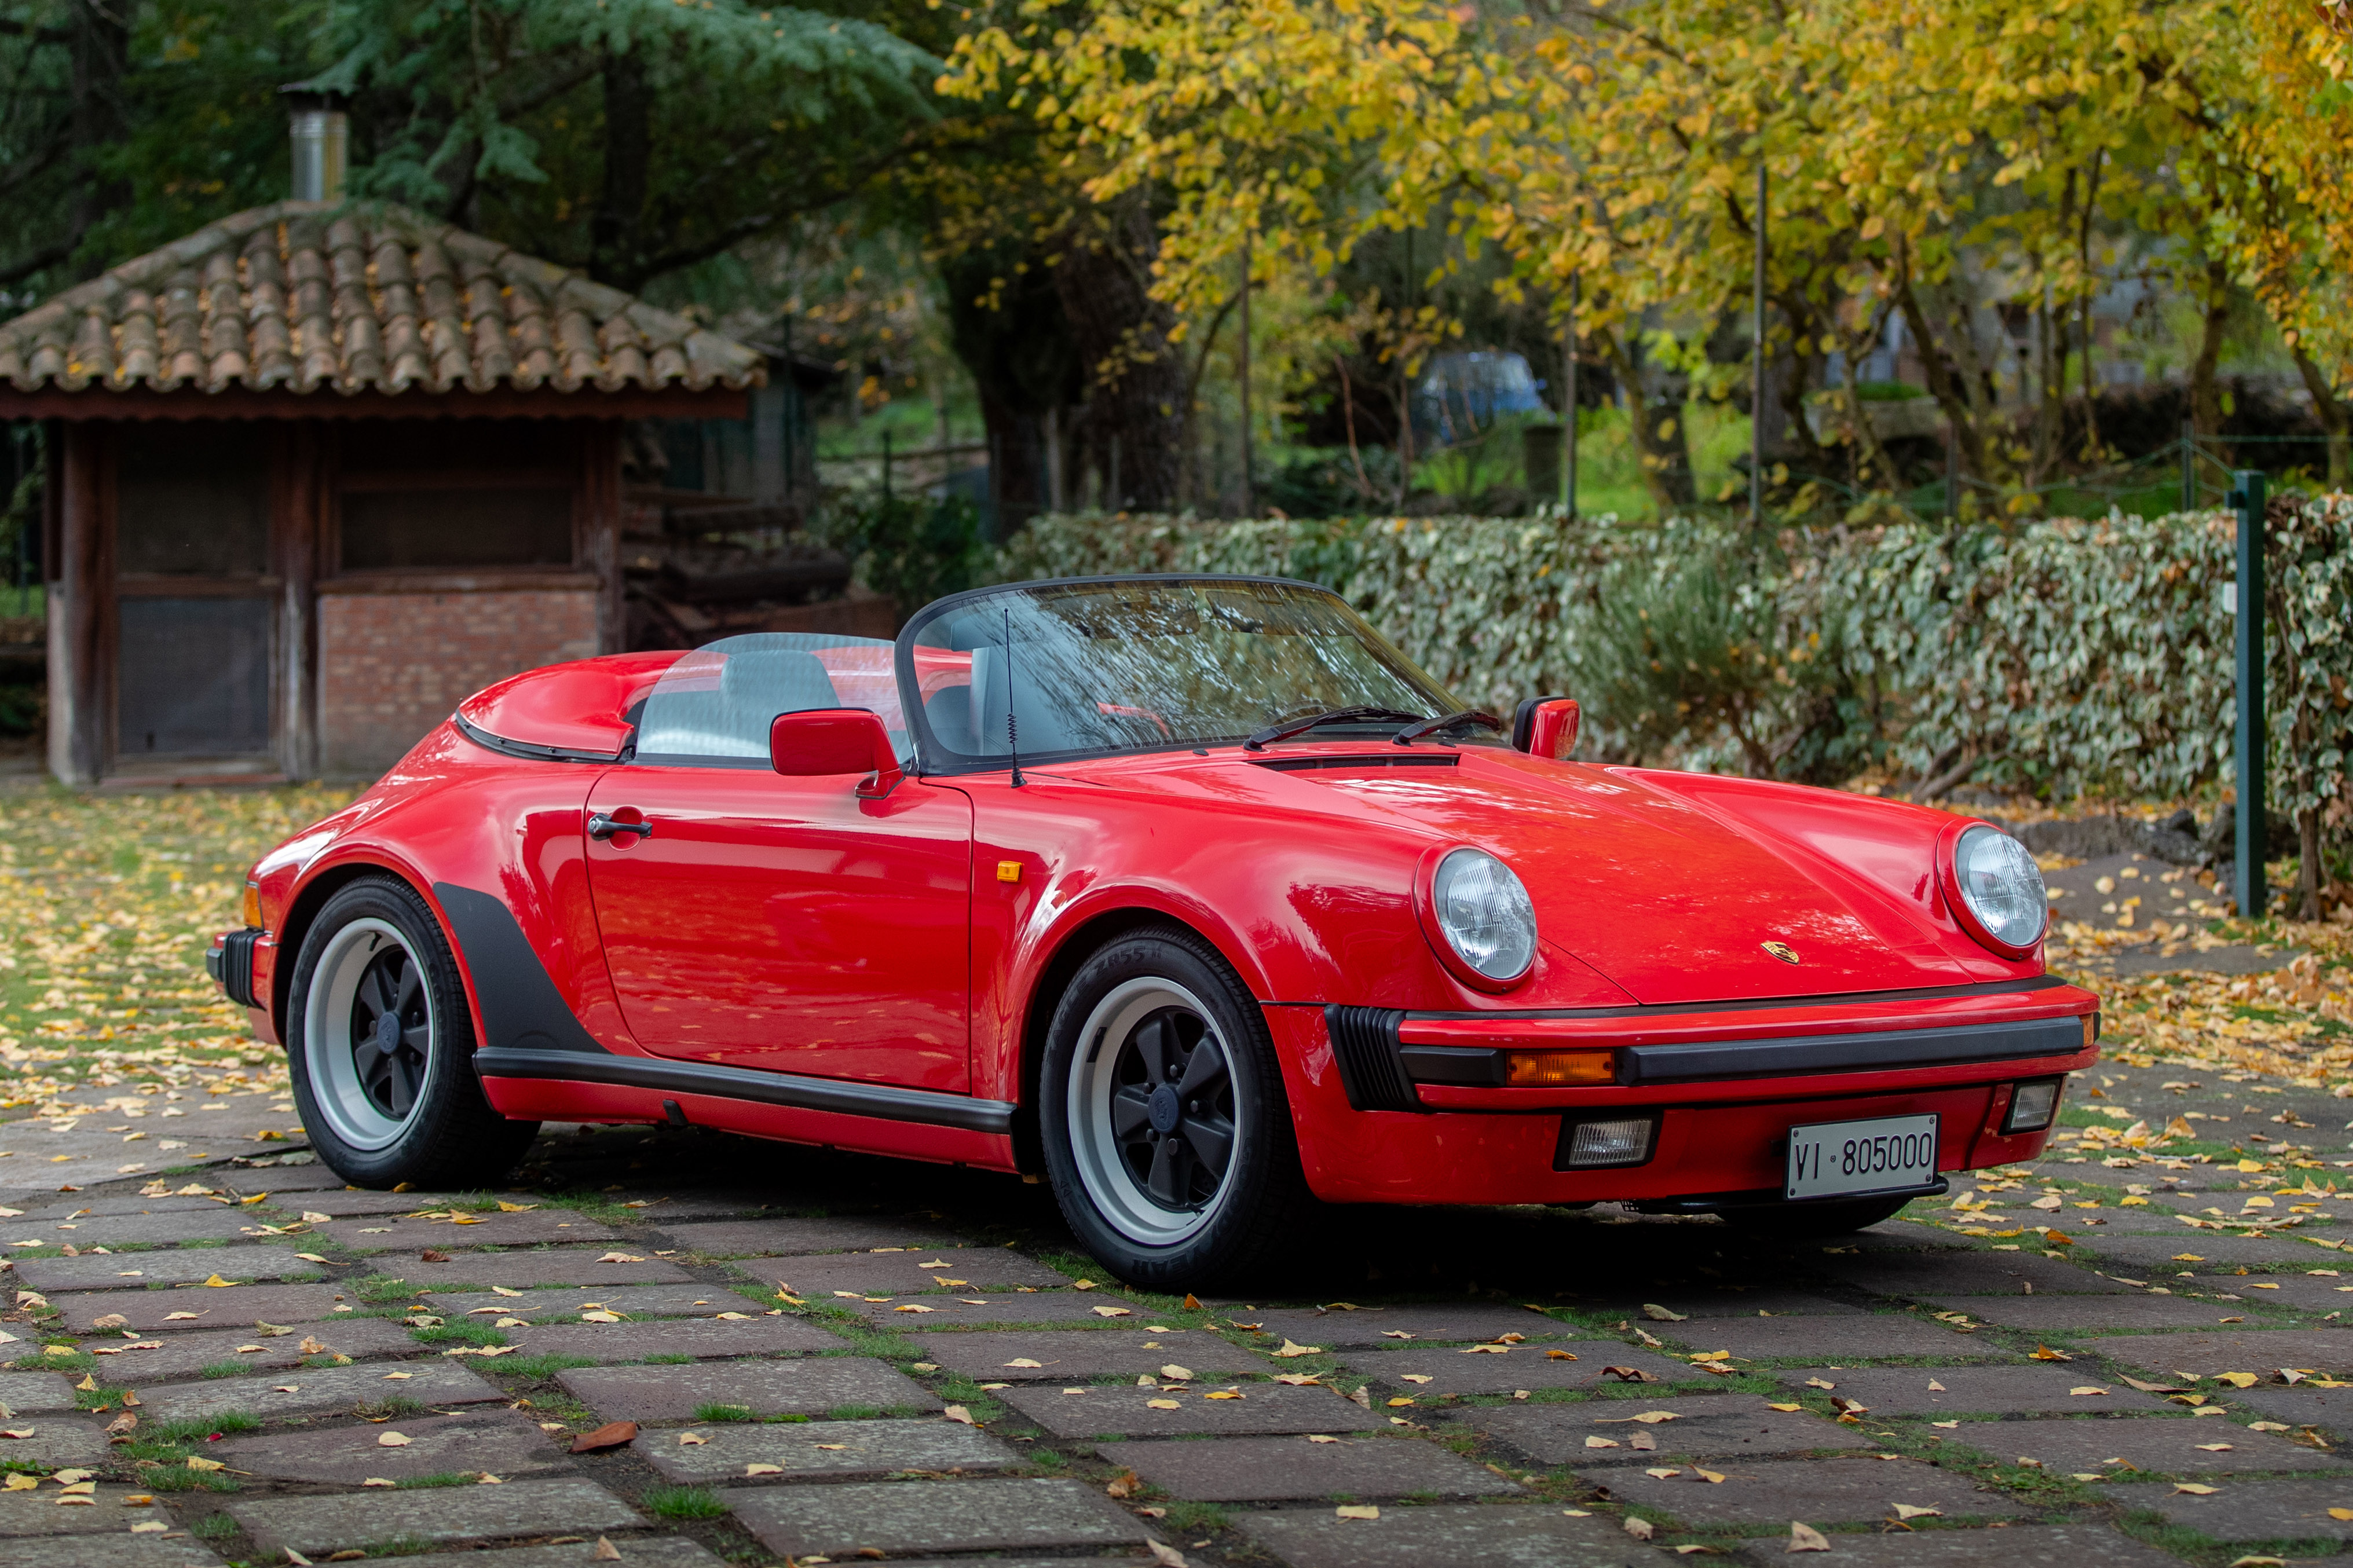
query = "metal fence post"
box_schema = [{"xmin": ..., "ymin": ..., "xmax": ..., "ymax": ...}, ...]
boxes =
[
  {"xmin": 2180, "ymin": 418, "xmax": 2195, "ymax": 512},
  {"xmin": 2228, "ymin": 468, "xmax": 2267, "ymax": 918}
]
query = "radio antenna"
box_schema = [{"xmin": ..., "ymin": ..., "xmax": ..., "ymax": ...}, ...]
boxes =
[{"xmin": 1002, "ymin": 606, "xmax": 1025, "ymax": 788}]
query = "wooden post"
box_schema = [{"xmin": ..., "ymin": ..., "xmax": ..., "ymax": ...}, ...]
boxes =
[
  {"xmin": 47, "ymin": 422, "xmax": 105, "ymax": 784},
  {"xmin": 1239, "ymin": 230, "xmax": 1254, "ymax": 518},
  {"xmin": 277, "ymin": 421, "xmax": 323, "ymax": 779},
  {"xmin": 1563, "ymin": 275, "xmax": 1579, "ymax": 518},
  {"xmin": 582, "ymin": 421, "xmax": 627, "ymax": 656},
  {"xmin": 2228, "ymin": 468, "xmax": 2267, "ymax": 918}
]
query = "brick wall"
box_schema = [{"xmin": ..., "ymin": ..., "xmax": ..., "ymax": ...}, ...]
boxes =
[{"xmin": 320, "ymin": 589, "xmax": 598, "ymax": 776}]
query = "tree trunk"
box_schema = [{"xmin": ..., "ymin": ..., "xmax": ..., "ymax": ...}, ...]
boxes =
[
  {"xmin": 1598, "ymin": 328, "xmax": 1696, "ymax": 512},
  {"xmin": 2290, "ymin": 345, "xmax": 2351, "ymax": 490},
  {"xmin": 2189, "ymin": 258, "xmax": 2231, "ymax": 449},
  {"xmin": 1048, "ymin": 199, "xmax": 1188, "ymax": 511},
  {"xmin": 66, "ymin": 0, "xmax": 136, "ymax": 280},
  {"xmin": 1890, "ymin": 261, "xmax": 1988, "ymax": 482},
  {"xmin": 591, "ymin": 45, "xmax": 653, "ymax": 288}
]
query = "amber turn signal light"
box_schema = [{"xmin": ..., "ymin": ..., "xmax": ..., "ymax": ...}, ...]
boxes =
[
  {"xmin": 1503, "ymin": 1050, "xmax": 1615, "ymax": 1086},
  {"xmin": 240, "ymin": 881, "xmax": 263, "ymax": 930}
]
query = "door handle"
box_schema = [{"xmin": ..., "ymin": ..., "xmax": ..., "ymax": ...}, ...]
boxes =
[{"xmin": 588, "ymin": 811, "xmax": 653, "ymax": 842}]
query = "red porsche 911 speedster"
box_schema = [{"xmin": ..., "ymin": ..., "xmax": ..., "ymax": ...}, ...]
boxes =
[{"xmin": 212, "ymin": 574, "xmax": 2095, "ymax": 1284}]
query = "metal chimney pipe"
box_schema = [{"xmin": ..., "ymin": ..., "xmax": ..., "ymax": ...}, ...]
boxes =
[{"xmin": 284, "ymin": 88, "xmax": 349, "ymax": 203}]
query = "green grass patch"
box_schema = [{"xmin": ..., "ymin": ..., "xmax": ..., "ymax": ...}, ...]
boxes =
[
  {"xmin": 394, "ymin": 1471, "xmax": 483, "ymax": 1489},
  {"xmin": 762, "ymin": 1412, "xmax": 813, "ymax": 1424},
  {"xmin": 693, "ymin": 1402, "xmax": 755, "ymax": 1423},
  {"xmin": 196, "ymin": 1360, "xmax": 256, "ymax": 1379},
  {"xmin": 827, "ymin": 1403, "xmax": 884, "ymax": 1421},
  {"xmin": 1162, "ymin": 1500, "xmax": 1230, "ymax": 1533},
  {"xmin": 641, "ymin": 1483, "xmax": 729, "ymax": 1520},
  {"xmin": 501, "ymin": 1353, "xmax": 598, "ymax": 1380},
  {"xmin": 356, "ymin": 1274, "xmax": 426, "ymax": 1305},
  {"xmin": 355, "ymin": 1397, "xmax": 425, "ymax": 1419},
  {"xmin": 151, "ymin": 1412, "xmax": 260, "ymax": 1443},
  {"xmin": 411, "ymin": 1323, "xmax": 507, "ymax": 1348},
  {"xmin": 639, "ymin": 1353, "xmax": 694, "ymax": 1365},
  {"xmin": 190, "ymin": 1512, "xmax": 239, "ymax": 1542},
  {"xmin": 75, "ymin": 1383, "xmax": 134, "ymax": 1411}
]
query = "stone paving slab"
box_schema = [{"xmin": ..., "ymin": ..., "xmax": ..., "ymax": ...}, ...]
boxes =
[
  {"xmin": 0, "ymin": 1483, "xmax": 173, "ymax": 1537},
  {"xmin": 1843, "ymin": 1221, "xmax": 1982, "ymax": 1251},
  {"xmin": 769, "ymin": 1249, "xmax": 1073, "ymax": 1295},
  {"xmin": 1225, "ymin": 1305, "xmax": 1586, "ymax": 1347},
  {"xmin": 381, "ymin": 1542, "xmax": 723, "ymax": 1568},
  {"xmin": 557, "ymin": 1357, "xmax": 940, "ymax": 1423},
  {"xmin": 638, "ymin": 1414, "xmax": 1020, "ymax": 1481},
  {"xmin": 81, "ymin": 1317, "xmax": 412, "ymax": 1383},
  {"xmin": 16, "ymin": 1193, "xmax": 236, "ymax": 1219},
  {"xmin": 0, "ymin": 1368, "xmax": 79, "ymax": 1412},
  {"xmin": 1587, "ymin": 1291, "xmax": 1865, "ymax": 1318},
  {"xmin": 1918, "ymin": 1291, "xmax": 2271, "ymax": 1332},
  {"xmin": 722, "ymin": 1475, "xmax": 1152, "ymax": 1558},
  {"xmin": 2226, "ymin": 1383, "xmax": 2353, "ymax": 1431},
  {"xmin": 1775, "ymin": 1364, "xmax": 2174, "ymax": 1416},
  {"xmin": 503, "ymin": 1315, "xmax": 840, "ymax": 1362},
  {"xmin": 211, "ymin": 1409, "xmax": 572, "ymax": 1482},
  {"xmin": 363, "ymin": 1248, "xmax": 693, "ymax": 1289},
  {"xmin": 50, "ymin": 1283, "xmax": 360, "ymax": 1333},
  {"xmin": 2078, "ymin": 1233, "xmax": 2321, "ymax": 1270},
  {"xmin": 839, "ymin": 1291, "xmax": 1176, "ymax": 1327},
  {"xmin": 2094, "ymin": 1475, "xmax": 2353, "ymax": 1538},
  {"xmin": 0, "ymin": 1413, "xmax": 108, "ymax": 1467},
  {"xmin": 2090, "ymin": 1328, "xmax": 2353, "ymax": 1377},
  {"xmin": 9, "ymin": 1538, "xmax": 226, "ymax": 1568},
  {"xmin": 8, "ymin": 1209, "xmax": 267, "ymax": 1247},
  {"xmin": 914, "ymin": 1329, "xmax": 1275, "ymax": 1381},
  {"xmin": 426, "ymin": 1285, "xmax": 773, "ymax": 1320},
  {"xmin": 2186, "ymin": 1273, "xmax": 2353, "ymax": 1311},
  {"xmin": 257, "ymin": 1189, "xmax": 514, "ymax": 1217},
  {"xmin": 998, "ymin": 1380, "xmax": 1385, "ymax": 1439},
  {"xmin": 11, "ymin": 1247, "xmax": 318, "ymax": 1292},
  {"xmin": 1828, "ymin": 1250, "xmax": 2132, "ymax": 1296},
  {"xmin": 137, "ymin": 1359, "xmax": 508, "ymax": 1426},
  {"xmin": 1653, "ymin": 1311, "xmax": 1997, "ymax": 1362},
  {"xmin": 1583, "ymin": 1454, "xmax": 2033, "ymax": 1525},
  {"xmin": 231, "ymin": 1474, "xmax": 641, "ymax": 1556},
  {"xmin": 1729, "ymin": 1523, "xmax": 2192, "ymax": 1566},
  {"xmin": 1948, "ymin": 1412, "xmax": 2349, "ymax": 1475},
  {"xmin": 1238, "ymin": 1501, "xmax": 1666, "ymax": 1568},
  {"xmin": 314, "ymin": 1211, "xmax": 622, "ymax": 1252},
  {"xmin": 1344, "ymin": 1343, "xmax": 1690, "ymax": 1395},
  {"xmin": 659, "ymin": 1215, "xmax": 964, "ymax": 1256},
  {"xmin": 1463, "ymin": 1393, "xmax": 1872, "ymax": 1466},
  {"xmin": 1098, "ymin": 1431, "xmax": 1521, "ymax": 1501}
]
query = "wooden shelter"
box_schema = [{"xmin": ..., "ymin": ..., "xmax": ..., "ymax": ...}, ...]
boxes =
[{"xmin": 0, "ymin": 200, "xmax": 765, "ymax": 783}]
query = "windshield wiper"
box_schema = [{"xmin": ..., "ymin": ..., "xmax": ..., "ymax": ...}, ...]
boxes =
[
  {"xmin": 1391, "ymin": 709, "xmax": 1502, "ymax": 746},
  {"xmin": 1242, "ymin": 706, "xmax": 1429, "ymax": 752}
]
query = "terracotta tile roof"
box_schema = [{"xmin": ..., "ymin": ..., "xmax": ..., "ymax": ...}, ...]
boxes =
[{"xmin": 0, "ymin": 200, "xmax": 766, "ymax": 398}]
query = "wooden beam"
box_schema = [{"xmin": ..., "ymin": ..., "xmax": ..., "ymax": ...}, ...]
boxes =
[
  {"xmin": 0, "ymin": 385, "xmax": 752, "ymax": 423},
  {"xmin": 581, "ymin": 420, "xmax": 626, "ymax": 655}
]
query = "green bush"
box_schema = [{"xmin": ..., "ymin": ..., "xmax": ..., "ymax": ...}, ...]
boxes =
[
  {"xmin": 991, "ymin": 497, "xmax": 2353, "ymax": 834},
  {"xmin": 826, "ymin": 492, "xmax": 989, "ymax": 621}
]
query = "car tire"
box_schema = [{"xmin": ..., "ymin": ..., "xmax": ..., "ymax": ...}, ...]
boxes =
[
  {"xmin": 1721, "ymin": 1193, "xmax": 1913, "ymax": 1238},
  {"xmin": 1040, "ymin": 926, "xmax": 1315, "ymax": 1291},
  {"xmin": 285, "ymin": 875, "xmax": 538, "ymax": 1189}
]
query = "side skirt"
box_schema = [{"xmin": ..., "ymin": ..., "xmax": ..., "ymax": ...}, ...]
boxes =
[{"xmin": 474, "ymin": 1050, "xmax": 1022, "ymax": 1173}]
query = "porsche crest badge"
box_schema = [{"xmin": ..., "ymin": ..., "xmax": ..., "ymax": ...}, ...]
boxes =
[{"xmin": 1762, "ymin": 940, "xmax": 1801, "ymax": 965}]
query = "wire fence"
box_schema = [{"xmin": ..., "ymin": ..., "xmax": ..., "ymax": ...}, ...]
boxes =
[{"xmin": 1814, "ymin": 431, "xmax": 2342, "ymax": 527}]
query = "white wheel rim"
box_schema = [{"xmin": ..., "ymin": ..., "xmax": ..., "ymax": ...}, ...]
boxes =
[
  {"xmin": 303, "ymin": 917, "xmax": 435, "ymax": 1152},
  {"xmin": 1067, "ymin": 977, "xmax": 1243, "ymax": 1248}
]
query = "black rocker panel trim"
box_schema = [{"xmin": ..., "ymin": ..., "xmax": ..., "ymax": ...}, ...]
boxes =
[
  {"xmin": 432, "ymin": 882, "xmax": 612, "ymax": 1057},
  {"xmin": 1615, "ymin": 1014, "xmax": 2087, "ymax": 1085},
  {"xmin": 470, "ymin": 1049, "xmax": 1018, "ymax": 1135}
]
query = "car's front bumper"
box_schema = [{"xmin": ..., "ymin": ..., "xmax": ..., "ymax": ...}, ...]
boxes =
[{"xmin": 1270, "ymin": 979, "xmax": 2100, "ymax": 1207}]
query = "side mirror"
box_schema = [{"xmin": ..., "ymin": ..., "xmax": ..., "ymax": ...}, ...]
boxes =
[
  {"xmin": 1510, "ymin": 696, "xmax": 1580, "ymax": 760},
  {"xmin": 770, "ymin": 709, "xmax": 903, "ymax": 798}
]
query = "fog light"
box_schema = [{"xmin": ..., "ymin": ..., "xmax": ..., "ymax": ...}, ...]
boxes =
[
  {"xmin": 1557, "ymin": 1114, "xmax": 1657, "ymax": 1170},
  {"xmin": 1505, "ymin": 1050, "xmax": 1615, "ymax": 1087},
  {"xmin": 2003, "ymin": 1078, "xmax": 2063, "ymax": 1134}
]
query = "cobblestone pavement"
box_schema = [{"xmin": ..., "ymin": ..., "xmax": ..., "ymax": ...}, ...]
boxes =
[{"xmin": 8, "ymin": 1060, "xmax": 2353, "ymax": 1568}]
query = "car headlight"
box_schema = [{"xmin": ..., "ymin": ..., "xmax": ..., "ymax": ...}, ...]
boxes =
[
  {"xmin": 1949, "ymin": 824, "xmax": 2047, "ymax": 955},
  {"xmin": 1429, "ymin": 848, "xmax": 1538, "ymax": 984}
]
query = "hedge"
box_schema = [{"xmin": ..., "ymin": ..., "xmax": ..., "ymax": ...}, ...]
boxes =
[{"xmin": 990, "ymin": 497, "xmax": 2353, "ymax": 838}]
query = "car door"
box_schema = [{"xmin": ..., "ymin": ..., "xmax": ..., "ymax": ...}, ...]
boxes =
[{"xmin": 580, "ymin": 638, "xmax": 972, "ymax": 1093}]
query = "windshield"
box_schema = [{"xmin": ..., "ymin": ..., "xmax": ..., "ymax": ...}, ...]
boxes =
[
  {"xmin": 632, "ymin": 633, "xmax": 905, "ymax": 766},
  {"xmin": 899, "ymin": 577, "xmax": 1463, "ymax": 770}
]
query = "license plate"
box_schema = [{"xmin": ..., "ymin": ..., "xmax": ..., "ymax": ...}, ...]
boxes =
[{"xmin": 1785, "ymin": 1113, "xmax": 1940, "ymax": 1200}]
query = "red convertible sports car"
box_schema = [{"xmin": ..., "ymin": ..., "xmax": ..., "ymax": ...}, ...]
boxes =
[{"xmin": 213, "ymin": 574, "xmax": 2096, "ymax": 1284}]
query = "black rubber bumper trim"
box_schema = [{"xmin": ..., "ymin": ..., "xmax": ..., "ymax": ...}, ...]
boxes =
[
  {"xmin": 209, "ymin": 928, "xmax": 261, "ymax": 1009},
  {"xmin": 1616, "ymin": 1015, "xmax": 2087, "ymax": 1085},
  {"xmin": 470, "ymin": 1048, "xmax": 1018, "ymax": 1135}
]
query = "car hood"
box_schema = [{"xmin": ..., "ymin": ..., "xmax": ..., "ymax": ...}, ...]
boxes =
[{"xmin": 1130, "ymin": 748, "xmax": 2010, "ymax": 1005}]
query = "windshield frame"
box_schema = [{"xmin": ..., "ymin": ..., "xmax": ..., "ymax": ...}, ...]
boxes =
[{"xmin": 894, "ymin": 573, "xmax": 1462, "ymax": 776}]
